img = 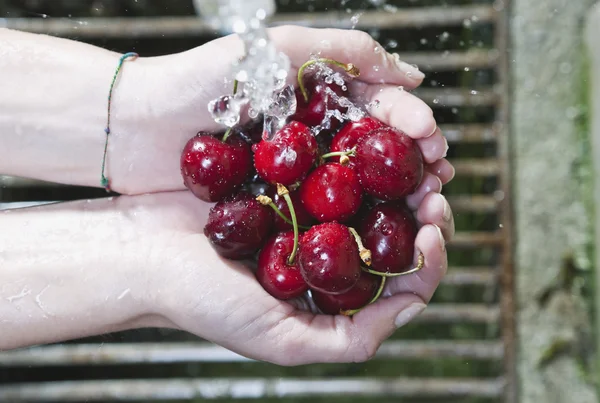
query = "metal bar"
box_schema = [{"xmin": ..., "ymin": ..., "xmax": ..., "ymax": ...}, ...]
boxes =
[
  {"xmin": 445, "ymin": 195, "xmax": 498, "ymax": 213},
  {"xmin": 0, "ymin": 340, "xmax": 502, "ymax": 367},
  {"xmin": 440, "ymin": 124, "xmax": 499, "ymax": 143},
  {"xmin": 0, "ymin": 377, "xmax": 506, "ymax": 400},
  {"xmin": 448, "ymin": 232, "xmax": 503, "ymax": 247},
  {"xmin": 442, "ymin": 268, "xmax": 497, "ymax": 286},
  {"xmin": 493, "ymin": 2, "xmax": 517, "ymax": 403},
  {"xmin": 398, "ymin": 50, "xmax": 499, "ymax": 71},
  {"xmin": 417, "ymin": 304, "xmax": 500, "ymax": 323},
  {"xmin": 414, "ymin": 88, "xmax": 499, "ymax": 107},
  {"xmin": 1, "ymin": 6, "xmax": 496, "ymax": 38},
  {"xmin": 451, "ymin": 159, "xmax": 500, "ymax": 176}
]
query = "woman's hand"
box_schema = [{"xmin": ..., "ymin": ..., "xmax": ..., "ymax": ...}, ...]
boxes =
[
  {"xmin": 110, "ymin": 26, "xmax": 453, "ymax": 196},
  {"xmin": 127, "ymin": 189, "xmax": 454, "ymax": 366}
]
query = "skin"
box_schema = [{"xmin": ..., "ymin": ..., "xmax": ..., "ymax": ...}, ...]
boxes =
[{"xmin": 0, "ymin": 26, "xmax": 455, "ymax": 365}]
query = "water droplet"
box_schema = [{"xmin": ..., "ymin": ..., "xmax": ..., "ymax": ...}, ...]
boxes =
[
  {"xmin": 470, "ymin": 90, "xmax": 478, "ymax": 95},
  {"xmin": 420, "ymin": 38, "xmax": 428, "ymax": 45},
  {"xmin": 208, "ymin": 95, "xmax": 242, "ymax": 127},
  {"xmin": 432, "ymin": 99, "xmax": 439, "ymax": 104},
  {"xmin": 386, "ymin": 39, "xmax": 398, "ymax": 49},
  {"xmin": 373, "ymin": 65, "xmax": 380, "ymax": 72},
  {"xmin": 463, "ymin": 19, "xmax": 472, "ymax": 28},
  {"xmin": 380, "ymin": 223, "xmax": 393, "ymax": 236},
  {"xmin": 397, "ymin": 85, "xmax": 404, "ymax": 92},
  {"xmin": 464, "ymin": 67, "xmax": 470, "ymax": 72},
  {"xmin": 439, "ymin": 32, "xmax": 450, "ymax": 42},
  {"xmin": 267, "ymin": 84, "xmax": 297, "ymax": 119},
  {"xmin": 374, "ymin": 46, "xmax": 380, "ymax": 54}
]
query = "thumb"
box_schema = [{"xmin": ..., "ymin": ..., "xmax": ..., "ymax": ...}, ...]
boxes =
[{"xmin": 264, "ymin": 293, "xmax": 426, "ymax": 366}]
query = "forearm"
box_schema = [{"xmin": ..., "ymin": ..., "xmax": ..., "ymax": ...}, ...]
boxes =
[
  {"xmin": 0, "ymin": 198, "xmax": 159, "ymax": 350},
  {"xmin": 0, "ymin": 28, "xmax": 145, "ymax": 189}
]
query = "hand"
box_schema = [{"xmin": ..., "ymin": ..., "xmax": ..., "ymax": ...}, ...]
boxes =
[
  {"xmin": 111, "ymin": 26, "xmax": 454, "ymax": 365},
  {"xmin": 134, "ymin": 186, "xmax": 453, "ymax": 365},
  {"xmin": 110, "ymin": 26, "xmax": 453, "ymax": 196}
]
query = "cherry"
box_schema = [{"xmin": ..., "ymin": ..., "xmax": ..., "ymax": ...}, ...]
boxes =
[
  {"xmin": 300, "ymin": 163, "xmax": 362, "ymax": 223},
  {"xmin": 236, "ymin": 117, "xmax": 265, "ymax": 145},
  {"xmin": 292, "ymin": 58, "xmax": 360, "ymax": 130},
  {"xmin": 358, "ymin": 201, "xmax": 417, "ymax": 274},
  {"xmin": 355, "ymin": 126, "xmax": 424, "ymax": 200},
  {"xmin": 256, "ymin": 231, "xmax": 309, "ymax": 300},
  {"xmin": 181, "ymin": 132, "xmax": 252, "ymax": 203},
  {"xmin": 267, "ymin": 187, "xmax": 316, "ymax": 232},
  {"xmin": 293, "ymin": 77, "xmax": 346, "ymax": 129},
  {"xmin": 298, "ymin": 222, "xmax": 361, "ymax": 295},
  {"xmin": 203, "ymin": 192, "xmax": 273, "ymax": 260},
  {"xmin": 312, "ymin": 271, "xmax": 381, "ymax": 315},
  {"xmin": 330, "ymin": 117, "xmax": 385, "ymax": 167},
  {"xmin": 253, "ymin": 121, "xmax": 318, "ymax": 186}
]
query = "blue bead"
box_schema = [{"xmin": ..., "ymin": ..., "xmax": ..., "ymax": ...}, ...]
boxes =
[{"xmin": 105, "ymin": 127, "xmax": 110, "ymax": 134}]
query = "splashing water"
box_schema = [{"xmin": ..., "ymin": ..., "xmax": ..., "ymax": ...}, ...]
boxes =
[
  {"xmin": 205, "ymin": 0, "xmax": 398, "ymax": 141},
  {"xmin": 204, "ymin": 0, "xmax": 293, "ymax": 139}
]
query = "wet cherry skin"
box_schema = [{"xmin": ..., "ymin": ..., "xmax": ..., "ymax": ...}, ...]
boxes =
[
  {"xmin": 255, "ymin": 231, "xmax": 309, "ymax": 300},
  {"xmin": 300, "ymin": 163, "xmax": 362, "ymax": 223},
  {"xmin": 253, "ymin": 121, "xmax": 318, "ymax": 186},
  {"xmin": 298, "ymin": 222, "xmax": 361, "ymax": 295},
  {"xmin": 181, "ymin": 132, "xmax": 252, "ymax": 203},
  {"xmin": 358, "ymin": 201, "xmax": 418, "ymax": 274},
  {"xmin": 312, "ymin": 271, "xmax": 381, "ymax": 315},
  {"xmin": 204, "ymin": 192, "xmax": 274, "ymax": 260},
  {"xmin": 355, "ymin": 126, "xmax": 424, "ymax": 200}
]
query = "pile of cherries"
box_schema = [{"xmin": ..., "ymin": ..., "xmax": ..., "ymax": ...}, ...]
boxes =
[{"xmin": 180, "ymin": 58, "xmax": 425, "ymax": 316}]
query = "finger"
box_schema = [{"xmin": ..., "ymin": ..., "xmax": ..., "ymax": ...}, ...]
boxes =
[
  {"xmin": 352, "ymin": 82, "xmax": 437, "ymax": 139},
  {"xmin": 384, "ymin": 224, "xmax": 448, "ymax": 303},
  {"xmin": 268, "ymin": 25, "xmax": 425, "ymax": 89},
  {"xmin": 263, "ymin": 293, "xmax": 425, "ymax": 365},
  {"xmin": 426, "ymin": 158, "xmax": 455, "ymax": 185},
  {"xmin": 406, "ymin": 173, "xmax": 442, "ymax": 210},
  {"xmin": 416, "ymin": 127, "xmax": 449, "ymax": 164},
  {"xmin": 416, "ymin": 192, "xmax": 455, "ymax": 241}
]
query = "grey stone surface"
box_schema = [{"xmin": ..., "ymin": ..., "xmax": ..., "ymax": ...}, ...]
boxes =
[{"xmin": 513, "ymin": 0, "xmax": 598, "ymax": 402}]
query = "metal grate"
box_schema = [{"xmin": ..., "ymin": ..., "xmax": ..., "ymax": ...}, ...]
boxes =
[{"xmin": 0, "ymin": 1, "xmax": 515, "ymax": 402}]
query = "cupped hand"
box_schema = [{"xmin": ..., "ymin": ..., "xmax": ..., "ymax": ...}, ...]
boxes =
[
  {"xmin": 111, "ymin": 25, "xmax": 456, "ymax": 365},
  {"xmin": 112, "ymin": 26, "xmax": 453, "ymax": 196},
  {"xmin": 139, "ymin": 186, "xmax": 453, "ymax": 366}
]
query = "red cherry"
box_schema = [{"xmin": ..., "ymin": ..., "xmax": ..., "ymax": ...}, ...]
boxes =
[
  {"xmin": 253, "ymin": 121, "xmax": 318, "ymax": 186},
  {"xmin": 203, "ymin": 192, "xmax": 273, "ymax": 260},
  {"xmin": 312, "ymin": 271, "xmax": 381, "ymax": 315},
  {"xmin": 330, "ymin": 117, "xmax": 385, "ymax": 167},
  {"xmin": 267, "ymin": 187, "xmax": 316, "ymax": 232},
  {"xmin": 298, "ymin": 222, "xmax": 361, "ymax": 295},
  {"xmin": 358, "ymin": 201, "xmax": 417, "ymax": 274},
  {"xmin": 355, "ymin": 126, "xmax": 424, "ymax": 200},
  {"xmin": 256, "ymin": 231, "xmax": 309, "ymax": 300},
  {"xmin": 181, "ymin": 132, "xmax": 252, "ymax": 203},
  {"xmin": 292, "ymin": 76, "xmax": 347, "ymax": 129},
  {"xmin": 235, "ymin": 117, "xmax": 264, "ymax": 145},
  {"xmin": 300, "ymin": 163, "xmax": 362, "ymax": 223}
]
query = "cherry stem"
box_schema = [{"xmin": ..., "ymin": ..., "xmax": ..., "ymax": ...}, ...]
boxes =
[
  {"xmin": 361, "ymin": 252, "xmax": 425, "ymax": 277},
  {"xmin": 297, "ymin": 58, "xmax": 360, "ymax": 103},
  {"xmin": 321, "ymin": 147, "xmax": 356, "ymax": 160},
  {"xmin": 256, "ymin": 195, "xmax": 310, "ymax": 230},
  {"xmin": 348, "ymin": 227, "xmax": 372, "ymax": 266},
  {"xmin": 221, "ymin": 79, "xmax": 240, "ymax": 143},
  {"xmin": 277, "ymin": 184, "xmax": 300, "ymax": 265},
  {"xmin": 341, "ymin": 276, "xmax": 387, "ymax": 317}
]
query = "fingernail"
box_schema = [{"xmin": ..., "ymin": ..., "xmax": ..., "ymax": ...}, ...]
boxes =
[
  {"xmin": 433, "ymin": 224, "xmax": 446, "ymax": 251},
  {"xmin": 392, "ymin": 53, "xmax": 425, "ymax": 80},
  {"xmin": 395, "ymin": 303, "xmax": 427, "ymax": 328},
  {"xmin": 442, "ymin": 136, "xmax": 449, "ymax": 158},
  {"xmin": 427, "ymin": 125, "xmax": 438, "ymax": 138},
  {"xmin": 440, "ymin": 194, "xmax": 452, "ymax": 222}
]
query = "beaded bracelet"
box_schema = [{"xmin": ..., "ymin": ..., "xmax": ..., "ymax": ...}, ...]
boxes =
[{"xmin": 100, "ymin": 52, "xmax": 138, "ymax": 192}]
